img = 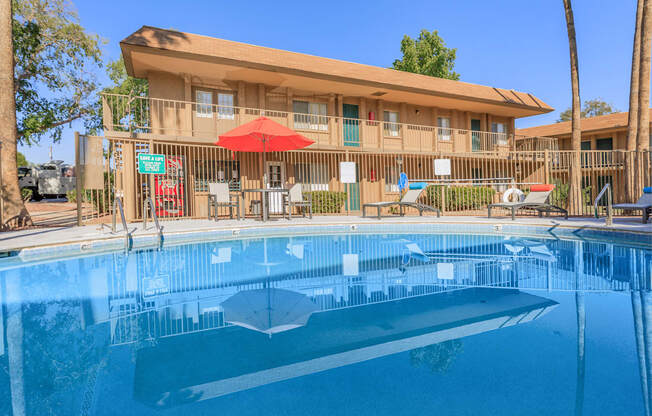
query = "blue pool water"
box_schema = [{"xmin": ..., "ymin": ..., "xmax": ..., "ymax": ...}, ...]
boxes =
[{"xmin": 0, "ymin": 232, "xmax": 650, "ymax": 415}]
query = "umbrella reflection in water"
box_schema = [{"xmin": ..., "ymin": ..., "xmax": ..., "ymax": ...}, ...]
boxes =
[
  {"xmin": 221, "ymin": 288, "xmax": 319, "ymax": 336},
  {"xmin": 223, "ymin": 237, "xmax": 318, "ymax": 336}
]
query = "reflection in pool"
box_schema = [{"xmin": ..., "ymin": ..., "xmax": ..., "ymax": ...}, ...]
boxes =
[{"xmin": 0, "ymin": 233, "xmax": 650, "ymax": 415}]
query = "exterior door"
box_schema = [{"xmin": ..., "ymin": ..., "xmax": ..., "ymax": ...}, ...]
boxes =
[
  {"xmin": 346, "ymin": 163, "xmax": 360, "ymax": 211},
  {"xmin": 343, "ymin": 104, "xmax": 360, "ymax": 147},
  {"xmin": 471, "ymin": 119, "xmax": 482, "ymax": 151},
  {"xmin": 266, "ymin": 161, "xmax": 285, "ymax": 214}
]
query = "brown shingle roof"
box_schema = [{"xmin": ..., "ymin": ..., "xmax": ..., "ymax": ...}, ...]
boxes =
[
  {"xmin": 516, "ymin": 110, "xmax": 652, "ymax": 137},
  {"xmin": 121, "ymin": 26, "xmax": 553, "ymax": 115}
]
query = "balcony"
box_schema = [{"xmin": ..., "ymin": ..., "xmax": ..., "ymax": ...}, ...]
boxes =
[{"xmin": 101, "ymin": 93, "xmax": 555, "ymax": 154}]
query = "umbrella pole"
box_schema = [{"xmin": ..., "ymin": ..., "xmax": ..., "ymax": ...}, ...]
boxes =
[{"xmin": 262, "ymin": 137, "xmax": 267, "ymax": 221}]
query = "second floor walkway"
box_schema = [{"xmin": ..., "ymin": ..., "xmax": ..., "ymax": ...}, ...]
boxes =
[{"xmin": 102, "ymin": 93, "xmax": 558, "ymax": 154}]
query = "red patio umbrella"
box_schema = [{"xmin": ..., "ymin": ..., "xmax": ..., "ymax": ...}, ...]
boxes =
[{"xmin": 215, "ymin": 116, "xmax": 314, "ymax": 186}]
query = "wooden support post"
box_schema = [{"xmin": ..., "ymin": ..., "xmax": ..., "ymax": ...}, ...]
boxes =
[{"xmin": 75, "ymin": 132, "xmax": 82, "ymax": 226}]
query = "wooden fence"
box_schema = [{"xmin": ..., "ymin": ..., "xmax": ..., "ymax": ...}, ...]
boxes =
[{"xmin": 76, "ymin": 135, "xmax": 652, "ymax": 224}]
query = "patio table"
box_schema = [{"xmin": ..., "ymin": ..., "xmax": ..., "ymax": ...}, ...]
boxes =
[{"xmin": 241, "ymin": 188, "xmax": 289, "ymax": 221}]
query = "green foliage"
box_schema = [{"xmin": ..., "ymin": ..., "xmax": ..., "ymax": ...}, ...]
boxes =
[
  {"xmin": 85, "ymin": 57, "xmax": 149, "ymax": 134},
  {"xmin": 13, "ymin": 0, "xmax": 103, "ymax": 145},
  {"xmin": 16, "ymin": 151, "xmax": 28, "ymax": 167},
  {"xmin": 66, "ymin": 172, "xmax": 113, "ymax": 214},
  {"xmin": 558, "ymin": 98, "xmax": 617, "ymax": 122},
  {"xmin": 65, "ymin": 188, "xmax": 76, "ymax": 203},
  {"xmin": 305, "ymin": 191, "xmax": 347, "ymax": 214},
  {"xmin": 21, "ymin": 187, "xmax": 33, "ymax": 201},
  {"xmin": 547, "ymin": 178, "xmax": 592, "ymax": 209},
  {"xmin": 425, "ymin": 186, "xmax": 496, "ymax": 211},
  {"xmin": 392, "ymin": 29, "xmax": 459, "ymax": 80}
]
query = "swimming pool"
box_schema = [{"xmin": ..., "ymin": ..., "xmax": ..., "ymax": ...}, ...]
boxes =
[{"xmin": 0, "ymin": 229, "xmax": 650, "ymax": 415}]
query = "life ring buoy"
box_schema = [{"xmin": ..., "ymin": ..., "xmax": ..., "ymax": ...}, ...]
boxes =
[{"xmin": 503, "ymin": 188, "xmax": 525, "ymax": 203}]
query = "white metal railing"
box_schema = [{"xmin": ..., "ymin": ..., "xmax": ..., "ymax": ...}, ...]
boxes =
[
  {"xmin": 111, "ymin": 198, "xmax": 131, "ymax": 251},
  {"xmin": 594, "ymin": 183, "xmax": 613, "ymax": 226},
  {"xmin": 143, "ymin": 197, "xmax": 164, "ymax": 247},
  {"xmin": 101, "ymin": 93, "xmax": 558, "ymax": 153}
]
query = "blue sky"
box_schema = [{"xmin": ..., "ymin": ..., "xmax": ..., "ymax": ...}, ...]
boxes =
[{"xmin": 20, "ymin": 0, "xmax": 640, "ymax": 164}]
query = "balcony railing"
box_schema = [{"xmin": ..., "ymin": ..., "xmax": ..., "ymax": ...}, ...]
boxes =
[{"xmin": 101, "ymin": 93, "xmax": 556, "ymax": 153}]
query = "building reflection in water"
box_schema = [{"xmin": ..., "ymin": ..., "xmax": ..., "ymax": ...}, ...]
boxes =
[{"xmin": 0, "ymin": 233, "xmax": 650, "ymax": 414}]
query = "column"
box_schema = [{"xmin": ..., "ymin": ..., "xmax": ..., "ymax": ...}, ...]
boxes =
[
  {"xmin": 258, "ymin": 84, "xmax": 266, "ymax": 113},
  {"xmin": 432, "ymin": 107, "xmax": 439, "ymax": 152},
  {"xmin": 287, "ymin": 87, "xmax": 294, "ymax": 129},
  {"xmin": 183, "ymin": 74, "xmax": 192, "ymax": 137},
  {"xmin": 399, "ymin": 102, "xmax": 407, "ymax": 151}
]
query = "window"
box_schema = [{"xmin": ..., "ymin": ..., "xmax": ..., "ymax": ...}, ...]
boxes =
[
  {"xmin": 384, "ymin": 165, "xmax": 399, "ymax": 193},
  {"xmin": 383, "ymin": 111, "xmax": 400, "ymax": 137},
  {"xmin": 194, "ymin": 160, "xmax": 240, "ymax": 191},
  {"xmin": 437, "ymin": 117, "xmax": 451, "ymax": 141},
  {"xmin": 293, "ymin": 100, "xmax": 328, "ymax": 131},
  {"xmin": 294, "ymin": 163, "xmax": 329, "ymax": 191},
  {"xmin": 217, "ymin": 93, "xmax": 234, "ymax": 120},
  {"xmin": 491, "ymin": 122, "xmax": 508, "ymax": 145},
  {"xmin": 196, "ymin": 90, "xmax": 213, "ymax": 118}
]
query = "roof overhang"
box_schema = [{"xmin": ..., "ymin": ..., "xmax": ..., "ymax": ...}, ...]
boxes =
[{"xmin": 120, "ymin": 26, "xmax": 553, "ymax": 119}]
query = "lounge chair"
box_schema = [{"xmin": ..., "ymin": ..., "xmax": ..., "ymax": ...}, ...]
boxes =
[
  {"xmin": 208, "ymin": 182, "xmax": 240, "ymax": 221},
  {"xmin": 612, "ymin": 188, "xmax": 652, "ymax": 223},
  {"xmin": 488, "ymin": 184, "xmax": 568, "ymax": 220},
  {"xmin": 363, "ymin": 183, "xmax": 441, "ymax": 219},
  {"xmin": 282, "ymin": 184, "xmax": 312, "ymax": 219}
]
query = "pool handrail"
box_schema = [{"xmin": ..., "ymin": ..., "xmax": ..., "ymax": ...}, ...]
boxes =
[
  {"xmin": 594, "ymin": 183, "xmax": 613, "ymax": 226},
  {"xmin": 143, "ymin": 197, "xmax": 164, "ymax": 247},
  {"xmin": 112, "ymin": 197, "xmax": 131, "ymax": 250}
]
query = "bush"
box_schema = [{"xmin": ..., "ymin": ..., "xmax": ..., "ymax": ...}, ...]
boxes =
[
  {"xmin": 305, "ymin": 191, "xmax": 347, "ymax": 214},
  {"xmin": 66, "ymin": 189, "xmax": 77, "ymax": 203},
  {"xmin": 65, "ymin": 172, "xmax": 114, "ymax": 215},
  {"xmin": 425, "ymin": 186, "xmax": 496, "ymax": 211},
  {"xmin": 549, "ymin": 178, "xmax": 593, "ymax": 209},
  {"xmin": 21, "ymin": 188, "xmax": 33, "ymax": 202}
]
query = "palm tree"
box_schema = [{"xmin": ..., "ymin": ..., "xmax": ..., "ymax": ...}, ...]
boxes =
[
  {"xmin": 636, "ymin": 0, "xmax": 652, "ymax": 193},
  {"xmin": 0, "ymin": 0, "xmax": 30, "ymax": 229},
  {"xmin": 626, "ymin": 0, "xmax": 644, "ymax": 201},
  {"xmin": 563, "ymin": 0, "xmax": 583, "ymax": 215},
  {"xmin": 574, "ymin": 242, "xmax": 585, "ymax": 416},
  {"xmin": 632, "ymin": 291, "xmax": 650, "ymax": 416}
]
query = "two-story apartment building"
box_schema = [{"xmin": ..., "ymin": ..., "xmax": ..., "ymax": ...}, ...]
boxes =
[
  {"xmin": 101, "ymin": 26, "xmax": 555, "ymax": 219},
  {"xmin": 516, "ymin": 110, "xmax": 652, "ymax": 151}
]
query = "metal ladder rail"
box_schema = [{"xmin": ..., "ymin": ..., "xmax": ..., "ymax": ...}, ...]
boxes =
[
  {"xmin": 143, "ymin": 197, "xmax": 164, "ymax": 248},
  {"xmin": 112, "ymin": 198, "xmax": 131, "ymax": 251},
  {"xmin": 594, "ymin": 183, "xmax": 613, "ymax": 226}
]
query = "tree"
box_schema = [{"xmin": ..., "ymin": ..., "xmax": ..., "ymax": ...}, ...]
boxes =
[
  {"xmin": 16, "ymin": 151, "xmax": 27, "ymax": 167},
  {"xmin": 0, "ymin": 0, "xmax": 29, "ymax": 228},
  {"xmin": 1, "ymin": 0, "xmax": 103, "ymax": 228},
  {"xmin": 392, "ymin": 29, "xmax": 459, "ymax": 80},
  {"xmin": 558, "ymin": 98, "xmax": 617, "ymax": 122},
  {"xmin": 636, "ymin": 0, "xmax": 651, "ymax": 154},
  {"xmin": 626, "ymin": 0, "xmax": 644, "ymax": 201},
  {"xmin": 563, "ymin": 0, "xmax": 583, "ymax": 216},
  {"xmin": 85, "ymin": 56, "xmax": 149, "ymax": 134}
]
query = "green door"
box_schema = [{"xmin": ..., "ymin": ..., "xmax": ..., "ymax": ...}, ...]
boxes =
[
  {"xmin": 471, "ymin": 119, "xmax": 481, "ymax": 151},
  {"xmin": 343, "ymin": 104, "xmax": 360, "ymax": 147},
  {"xmin": 345, "ymin": 163, "xmax": 360, "ymax": 211}
]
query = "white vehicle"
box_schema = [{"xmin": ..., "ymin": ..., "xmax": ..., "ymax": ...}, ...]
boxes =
[{"xmin": 19, "ymin": 160, "xmax": 75, "ymax": 201}]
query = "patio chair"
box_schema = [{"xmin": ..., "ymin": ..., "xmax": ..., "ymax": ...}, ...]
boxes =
[
  {"xmin": 488, "ymin": 184, "xmax": 568, "ymax": 220},
  {"xmin": 283, "ymin": 183, "xmax": 312, "ymax": 219},
  {"xmin": 362, "ymin": 183, "xmax": 441, "ymax": 219},
  {"xmin": 612, "ymin": 187, "xmax": 652, "ymax": 223},
  {"xmin": 208, "ymin": 182, "xmax": 240, "ymax": 221}
]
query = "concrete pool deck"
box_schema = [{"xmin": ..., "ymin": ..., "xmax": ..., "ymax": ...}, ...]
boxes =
[{"xmin": 0, "ymin": 215, "xmax": 650, "ymax": 253}]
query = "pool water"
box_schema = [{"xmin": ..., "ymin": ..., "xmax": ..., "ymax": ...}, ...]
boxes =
[{"xmin": 0, "ymin": 232, "xmax": 650, "ymax": 415}]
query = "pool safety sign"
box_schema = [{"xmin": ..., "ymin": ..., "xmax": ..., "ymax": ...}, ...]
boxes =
[
  {"xmin": 339, "ymin": 162, "xmax": 357, "ymax": 183},
  {"xmin": 138, "ymin": 154, "xmax": 166, "ymax": 174}
]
